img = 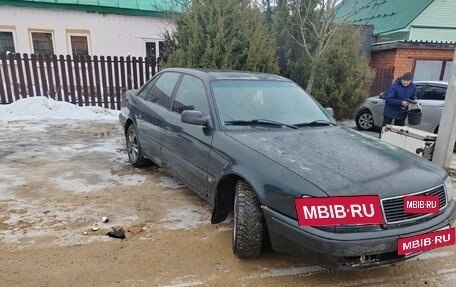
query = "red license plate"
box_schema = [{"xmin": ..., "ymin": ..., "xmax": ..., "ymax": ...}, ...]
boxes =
[
  {"xmin": 294, "ymin": 196, "xmax": 383, "ymax": 226},
  {"xmin": 397, "ymin": 227, "xmax": 455, "ymax": 255}
]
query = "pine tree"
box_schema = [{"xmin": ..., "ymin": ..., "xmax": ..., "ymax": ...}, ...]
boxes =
[{"xmin": 164, "ymin": 0, "xmax": 278, "ymax": 73}]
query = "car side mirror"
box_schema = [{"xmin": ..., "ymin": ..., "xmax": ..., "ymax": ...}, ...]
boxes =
[
  {"xmin": 379, "ymin": 92, "xmax": 386, "ymax": 100},
  {"xmin": 181, "ymin": 110, "xmax": 208, "ymax": 126},
  {"xmin": 325, "ymin": 107, "xmax": 334, "ymax": 117}
]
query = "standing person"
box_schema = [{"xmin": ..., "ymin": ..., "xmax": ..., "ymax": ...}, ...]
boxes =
[{"xmin": 383, "ymin": 72, "xmax": 417, "ymax": 126}]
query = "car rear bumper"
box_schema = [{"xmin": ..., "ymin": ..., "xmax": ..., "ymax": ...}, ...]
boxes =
[{"xmin": 262, "ymin": 200, "xmax": 456, "ymax": 269}]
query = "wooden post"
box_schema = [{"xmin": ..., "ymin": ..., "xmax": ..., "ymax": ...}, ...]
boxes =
[
  {"xmin": 52, "ymin": 55, "xmax": 61, "ymax": 101},
  {"xmin": 16, "ymin": 53, "xmax": 27, "ymax": 99},
  {"xmin": 23, "ymin": 54, "xmax": 34, "ymax": 98},
  {"xmin": 45, "ymin": 54, "xmax": 55, "ymax": 99},
  {"xmin": 38, "ymin": 54, "xmax": 48, "ymax": 97},
  {"xmin": 80, "ymin": 55, "xmax": 89, "ymax": 105},
  {"xmin": 31, "ymin": 54, "xmax": 41, "ymax": 97},
  {"xmin": 93, "ymin": 55, "xmax": 102, "ymax": 106},
  {"xmin": 8, "ymin": 53, "xmax": 19, "ymax": 100},
  {"xmin": 1, "ymin": 53, "xmax": 13, "ymax": 102},
  {"xmin": 59, "ymin": 55, "xmax": 69, "ymax": 102},
  {"xmin": 66, "ymin": 55, "xmax": 76, "ymax": 104},
  {"xmin": 114, "ymin": 56, "xmax": 121, "ymax": 110}
]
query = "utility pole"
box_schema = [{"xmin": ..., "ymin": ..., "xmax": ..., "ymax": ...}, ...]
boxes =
[{"xmin": 432, "ymin": 48, "xmax": 456, "ymax": 169}]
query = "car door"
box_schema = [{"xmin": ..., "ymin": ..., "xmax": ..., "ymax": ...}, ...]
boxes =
[
  {"xmin": 369, "ymin": 92, "xmax": 387, "ymax": 126},
  {"xmin": 412, "ymin": 84, "xmax": 446, "ymax": 133},
  {"xmin": 162, "ymin": 74, "xmax": 214, "ymax": 198},
  {"xmin": 137, "ymin": 72, "xmax": 181, "ymax": 164}
]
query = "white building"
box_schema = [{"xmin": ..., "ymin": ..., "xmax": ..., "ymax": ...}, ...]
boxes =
[{"xmin": 0, "ymin": 0, "xmax": 176, "ymax": 60}]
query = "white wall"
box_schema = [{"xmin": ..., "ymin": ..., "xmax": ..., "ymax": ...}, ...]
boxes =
[{"xmin": 0, "ymin": 5, "xmax": 175, "ymax": 57}]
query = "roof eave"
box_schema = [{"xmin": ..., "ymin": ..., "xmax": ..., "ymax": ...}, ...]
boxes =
[
  {"xmin": 372, "ymin": 40, "xmax": 456, "ymax": 52},
  {"xmin": 0, "ymin": 0, "xmax": 177, "ymax": 18}
]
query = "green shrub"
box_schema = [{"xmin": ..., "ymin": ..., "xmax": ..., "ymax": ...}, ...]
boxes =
[{"xmin": 312, "ymin": 25, "xmax": 374, "ymax": 120}]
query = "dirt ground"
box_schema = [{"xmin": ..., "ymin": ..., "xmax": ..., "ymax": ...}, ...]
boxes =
[{"xmin": 1, "ymin": 120, "xmax": 455, "ymax": 287}]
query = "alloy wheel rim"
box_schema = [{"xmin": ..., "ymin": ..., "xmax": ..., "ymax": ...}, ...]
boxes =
[
  {"xmin": 128, "ymin": 129, "xmax": 139, "ymax": 163},
  {"xmin": 359, "ymin": 113, "xmax": 373, "ymax": 129}
]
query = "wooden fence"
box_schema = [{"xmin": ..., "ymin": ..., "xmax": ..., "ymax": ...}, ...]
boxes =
[
  {"xmin": 0, "ymin": 53, "xmax": 160, "ymax": 109},
  {"xmin": 370, "ymin": 67, "xmax": 395, "ymax": 97}
]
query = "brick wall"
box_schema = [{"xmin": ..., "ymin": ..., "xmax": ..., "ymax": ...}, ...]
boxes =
[
  {"xmin": 372, "ymin": 48, "xmax": 454, "ymax": 80},
  {"xmin": 371, "ymin": 50, "xmax": 396, "ymax": 71},
  {"xmin": 395, "ymin": 49, "xmax": 454, "ymax": 78}
]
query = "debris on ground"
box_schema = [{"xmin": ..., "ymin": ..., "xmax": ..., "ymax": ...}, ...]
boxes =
[
  {"xmin": 128, "ymin": 225, "xmax": 143, "ymax": 235},
  {"xmin": 107, "ymin": 227, "xmax": 125, "ymax": 239},
  {"xmin": 101, "ymin": 216, "xmax": 109, "ymax": 223}
]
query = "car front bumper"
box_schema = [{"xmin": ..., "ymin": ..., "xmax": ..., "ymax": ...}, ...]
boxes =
[{"xmin": 263, "ymin": 200, "xmax": 456, "ymax": 269}]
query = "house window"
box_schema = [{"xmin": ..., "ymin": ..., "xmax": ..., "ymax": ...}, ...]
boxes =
[
  {"xmin": 70, "ymin": 35, "xmax": 89, "ymax": 57},
  {"xmin": 414, "ymin": 59, "xmax": 453, "ymax": 81},
  {"xmin": 66, "ymin": 30, "xmax": 91, "ymax": 57},
  {"xmin": 145, "ymin": 42, "xmax": 156, "ymax": 59},
  {"xmin": 31, "ymin": 31, "xmax": 54, "ymax": 55},
  {"xmin": 144, "ymin": 40, "xmax": 165, "ymax": 61},
  {"xmin": 0, "ymin": 31, "xmax": 15, "ymax": 54},
  {"xmin": 158, "ymin": 41, "xmax": 166, "ymax": 60}
]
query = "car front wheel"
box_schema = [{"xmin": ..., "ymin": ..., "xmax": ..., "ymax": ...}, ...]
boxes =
[
  {"xmin": 232, "ymin": 180, "xmax": 264, "ymax": 258},
  {"xmin": 355, "ymin": 109, "xmax": 375, "ymax": 131},
  {"xmin": 126, "ymin": 124, "xmax": 150, "ymax": 167}
]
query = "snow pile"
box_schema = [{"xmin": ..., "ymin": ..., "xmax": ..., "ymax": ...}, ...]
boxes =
[{"xmin": 0, "ymin": 97, "xmax": 119, "ymax": 121}]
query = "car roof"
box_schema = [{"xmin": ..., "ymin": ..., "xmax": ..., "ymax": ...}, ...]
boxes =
[
  {"xmin": 160, "ymin": 67, "xmax": 291, "ymax": 82},
  {"xmin": 414, "ymin": 80, "xmax": 448, "ymax": 86}
]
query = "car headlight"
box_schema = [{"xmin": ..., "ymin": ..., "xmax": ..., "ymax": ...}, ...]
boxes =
[{"xmin": 444, "ymin": 176, "xmax": 455, "ymax": 203}]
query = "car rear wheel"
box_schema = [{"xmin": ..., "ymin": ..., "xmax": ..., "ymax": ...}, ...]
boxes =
[
  {"xmin": 126, "ymin": 124, "xmax": 150, "ymax": 167},
  {"xmin": 355, "ymin": 109, "xmax": 375, "ymax": 131},
  {"xmin": 232, "ymin": 180, "xmax": 264, "ymax": 258}
]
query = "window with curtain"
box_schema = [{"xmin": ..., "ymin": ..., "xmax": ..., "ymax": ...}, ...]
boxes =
[
  {"xmin": 414, "ymin": 60, "xmax": 453, "ymax": 81},
  {"xmin": 31, "ymin": 32, "xmax": 54, "ymax": 55},
  {"xmin": 70, "ymin": 35, "xmax": 89, "ymax": 57},
  {"xmin": 0, "ymin": 31, "xmax": 15, "ymax": 54}
]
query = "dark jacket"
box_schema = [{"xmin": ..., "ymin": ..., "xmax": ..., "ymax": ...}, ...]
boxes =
[{"xmin": 383, "ymin": 78, "xmax": 417, "ymax": 119}]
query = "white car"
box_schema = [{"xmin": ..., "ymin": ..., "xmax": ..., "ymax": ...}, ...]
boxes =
[{"xmin": 355, "ymin": 81, "xmax": 448, "ymax": 133}]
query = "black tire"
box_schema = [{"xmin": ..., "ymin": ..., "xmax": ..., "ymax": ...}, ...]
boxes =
[
  {"xmin": 355, "ymin": 108, "xmax": 375, "ymax": 131},
  {"xmin": 232, "ymin": 180, "xmax": 264, "ymax": 258},
  {"xmin": 126, "ymin": 124, "xmax": 150, "ymax": 167}
]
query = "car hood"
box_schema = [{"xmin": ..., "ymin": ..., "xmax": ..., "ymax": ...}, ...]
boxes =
[{"xmin": 226, "ymin": 126, "xmax": 446, "ymax": 198}]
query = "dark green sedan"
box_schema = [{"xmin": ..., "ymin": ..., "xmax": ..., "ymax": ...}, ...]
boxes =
[{"xmin": 119, "ymin": 68, "xmax": 456, "ymax": 269}]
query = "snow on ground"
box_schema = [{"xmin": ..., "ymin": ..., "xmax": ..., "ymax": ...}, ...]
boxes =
[
  {"xmin": 0, "ymin": 96, "xmax": 119, "ymax": 121},
  {"xmin": 0, "ymin": 97, "xmax": 212, "ymax": 248}
]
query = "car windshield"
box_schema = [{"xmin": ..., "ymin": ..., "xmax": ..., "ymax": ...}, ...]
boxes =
[{"xmin": 211, "ymin": 80, "xmax": 334, "ymax": 129}]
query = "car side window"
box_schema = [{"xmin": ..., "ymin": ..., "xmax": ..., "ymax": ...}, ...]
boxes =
[
  {"xmin": 145, "ymin": 72, "xmax": 181, "ymax": 107},
  {"xmin": 172, "ymin": 75, "xmax": 209, "ymax": 115},
  {"xmin": 136, "ymin": 78, "xmax": 157, "ymax": 100},
  {"xmin": 415, "ymin": 85, "xmax": 424, "ymax": 99},
  {"xmin": 420, "ymin": 86, "xmax": 446, "ymax": 101}
]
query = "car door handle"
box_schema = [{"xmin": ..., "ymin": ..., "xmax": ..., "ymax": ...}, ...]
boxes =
[
  {"xmin": 439, "ymin": 104, "xmax": 444, "ymax": 108},
  {"xmin": 372, "ymin": 101, "xmax": 378, "ymax": 104}
]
